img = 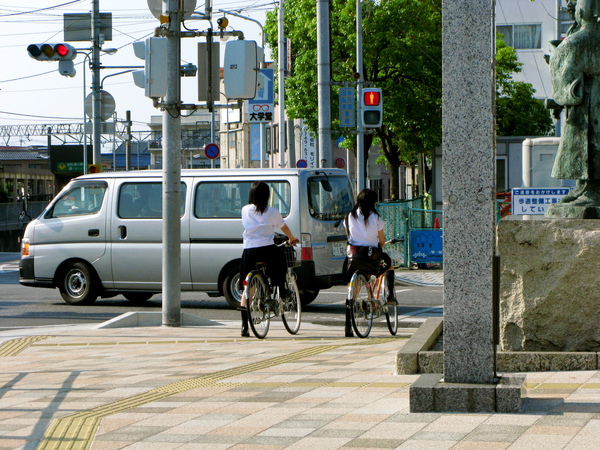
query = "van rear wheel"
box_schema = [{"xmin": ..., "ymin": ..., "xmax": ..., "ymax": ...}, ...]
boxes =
[
  {"xmin": 59, "ymin": 262, "xmax": 98, "ymax": 305},
  {"xmin": 300, "ymin": 289, "xmax": 319, "ymax": 306},
  {"xmin": 123, "ymin": 292, "xmax": 154, "ymax": 303},
  {"xmin": 223, "ymin": 266, "xmax": 243, "ymax": 309}
]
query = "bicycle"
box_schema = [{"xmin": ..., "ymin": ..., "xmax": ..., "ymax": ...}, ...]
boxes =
[
  {"xmin": 244, "ymin": 237, "xmax": 302, "ymax": 339},
  {"xmin": 347, "ymin": 239, "xmax": 400, "ymax": 338}
]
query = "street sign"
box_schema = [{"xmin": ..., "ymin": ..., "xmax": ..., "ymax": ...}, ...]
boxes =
[
  {"xmin": 511, "ymin": 187, "xmax": 570, "ymax": 215},
  {"xmin": 301, "ymin": 123, "xmax": 317, "ymax": 168},
  {"xmin": 335, "ymin": 157, "xmax": 345, "ymax": 168},
  {"xmin": 204, "ymin": 143, "xmax": 220, "ymax": 160},
  {"xmin": 85, "ymin": 90, "xmax": 116, "ymax": 121},
  {"xmin": 248, "ymin": 69, "xmax": 274, "ymax": 122},
  {"xmin": 296, "ymin": 159, "xmax": 307, "ymax": 168},
  {"xmin": 410, "ymin": 230, "xmax": 443, "ymax": 264},
  {"xmin": 339, "ymin": 87, "xmax": 355, "ymax": 127}
]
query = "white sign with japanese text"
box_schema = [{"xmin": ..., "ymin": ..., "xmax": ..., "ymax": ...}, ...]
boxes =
[
  {"xmin": 511, "ymin": 188, "xmax": 571, "ymax": 215},
  {"xmin": 301, "ymin": 124, "xmax": 317, "ymax": 168},
  {"xmin": 248, "ymin": 69, "xmax": 274, "ymax": 123}
]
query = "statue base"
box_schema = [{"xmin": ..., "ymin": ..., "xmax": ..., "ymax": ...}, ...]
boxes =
[
  {"xmin": 498, "ymin": 218, "xmax": 600, "ymax": 352},
  {"xmin": 545, "ymin": 203, "xmax": 600, "ymax": 219}
]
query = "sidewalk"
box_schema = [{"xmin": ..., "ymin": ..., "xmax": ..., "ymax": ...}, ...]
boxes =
[
  {"xmin": 1, "ymin": 319, "xmax": 600, "ymax": 449},
  {"xmin": 396, "ymin": 268, "xmax": 444, "ymax": 287}
]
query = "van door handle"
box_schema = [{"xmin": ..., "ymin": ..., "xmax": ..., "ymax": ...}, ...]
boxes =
[
  {"xmin": 88, "ymin": 229, "xmax": 100, "ymax": 237},
  {"xmin": 118, "ymin": 225, "xmax": 127, "ymax": 239}
]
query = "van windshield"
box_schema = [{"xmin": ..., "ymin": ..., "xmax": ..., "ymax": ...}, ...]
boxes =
[
  {"xmin": 49, "ymin": 182, "xmax": 107, "ymax": 218},
  {"xmin": 307, "ymin": 175, "xmax": 354, "ymax": 221}
]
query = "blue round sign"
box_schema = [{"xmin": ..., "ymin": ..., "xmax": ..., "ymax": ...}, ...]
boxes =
[
  {"xmin": 296, "ymin": 159, "xmax": 308, "ymax": 168},
  {"xmin": 204, "ymin": 143, "xmax": 220, "ymax": 160}
]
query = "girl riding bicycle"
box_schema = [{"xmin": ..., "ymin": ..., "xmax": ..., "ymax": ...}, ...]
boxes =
[
  {"xmin": 238, "ymin": 181, "xmax": 299, "ymax": 337},
  {"xmin": 343, "ymin": 188, "xmax": 397, "ymax": 337}
]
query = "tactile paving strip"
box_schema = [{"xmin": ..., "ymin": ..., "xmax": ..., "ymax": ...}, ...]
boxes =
[
  {"xmin": 38, "ymin": 344, "xmax": 347, "ymax": 450},
  {"xmin": 0, "ymin": 335, "xmax": 51, "ymax": 357}
]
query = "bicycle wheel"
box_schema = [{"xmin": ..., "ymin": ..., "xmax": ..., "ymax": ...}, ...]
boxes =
[
  {"xmin": 281, "ymin": 272, "xmax": 301, "ymax": 335},
  {"xmin": 384, "ymin": 281, "xmax": 398, "ymax": 335},
  {"xmin": 350, "ymin": 272, "xmax": 372, "ymax": 338},
  {"xmin": 246, "ymin": 272, "xmax": 271, "ymax": 339}
]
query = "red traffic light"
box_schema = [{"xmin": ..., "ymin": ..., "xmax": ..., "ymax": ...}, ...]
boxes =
[
  {"xmin": 363, "ymin": 90, "xmax": 381, "ymax": 106},
  {"xmin": 55, "ymin": 44, "xmax": 70, "ymax": 57}
]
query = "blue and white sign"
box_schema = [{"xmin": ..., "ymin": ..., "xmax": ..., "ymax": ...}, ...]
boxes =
[
  {"xmin": 248, "ymin": 69, "xmax": 274, "ymax": 122},
  {"xmin": 511, "ymin": 188, "xmax": 570, "ymax": 215},
  {"xmin": 410, "ymin": 230, "xmax": 443, "ymax": 264},
  {"xmin": 339, "ymin": 87, "xmax": 355, "ymax": 127}
]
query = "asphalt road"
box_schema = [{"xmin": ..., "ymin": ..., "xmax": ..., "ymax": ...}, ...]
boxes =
[{"xmin": 0, "ymin": 252, "xmax": 443, "ymax": 331}]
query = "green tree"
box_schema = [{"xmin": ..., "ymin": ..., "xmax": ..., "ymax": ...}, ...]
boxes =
[
  {"xmin": 265, "ymin": 0, "xmax": 442, "ymax": 199},
  {"xmin": 496, "ymin": 35, "xmax": 554, "ymax": 136},
  {"xmin": 265, "ymin": 1, "xmax": 552, "ymax": 199}
]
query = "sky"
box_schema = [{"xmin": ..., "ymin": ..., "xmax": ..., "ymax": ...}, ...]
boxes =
[{"xmin": 0, "ymin": 0, "xmax": 273, "ymax": 147}]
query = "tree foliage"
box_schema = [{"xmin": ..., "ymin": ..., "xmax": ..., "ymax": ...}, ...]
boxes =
[
  {"xmin": 496, "ymin": 35, "xmax": 554, "ymax": 136},
  {"xmin": 265, "ymin": 1, "xmax": 553, "ymax": 198}
]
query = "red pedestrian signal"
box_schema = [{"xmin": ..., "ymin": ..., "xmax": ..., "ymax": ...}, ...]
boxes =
[{"xmin": 361, "ymin": 88, "xmax": 383, "ymax": 128}]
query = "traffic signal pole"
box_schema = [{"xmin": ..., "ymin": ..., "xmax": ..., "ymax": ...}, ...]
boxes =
[
  {"xmin": 316, "ymin": 0, "xmax": 332, "ymax": 168},
  {"xmin": 356, "ymin": 0, "xmax": 365, "ymax": 191},
  {"xmin": 92, "ymin": 0, "xmax": 102, "ymax": 166},
  {"xmin": 162, "ymin": 0, "xmax": 183, "ymax": 327}
]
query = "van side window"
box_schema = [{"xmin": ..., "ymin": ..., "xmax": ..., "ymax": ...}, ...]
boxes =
[
  {"xmin": 195, "ymin": 181, "xmax": 291, "ymax": 218},
  {"xmin": 307, "ymin": 175, "xmax": 353, "ymax": 221},
  {"xmin": 50, "ymin": 182, "xmax": 107, "ymax": 218},
  {"xmin": 118, "ymin": 182, "xmax": 187, "ymax": 219}
]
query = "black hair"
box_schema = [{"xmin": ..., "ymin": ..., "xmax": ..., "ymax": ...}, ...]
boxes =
[
  {"xmin": 248, "ymin": 181, "xmax": 270, "ymax": 214},
  {"xmin": 350, "ymin": 188, "xmax": 379, "ymax": 225}
]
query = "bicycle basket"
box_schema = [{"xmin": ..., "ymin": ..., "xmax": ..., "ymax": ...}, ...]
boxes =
[{"xmin": 281, "ymin": 245, "xmax": 300, "ymax": 268}]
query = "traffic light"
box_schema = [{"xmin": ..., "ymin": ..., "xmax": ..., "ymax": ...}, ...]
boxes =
[
  {"xmin": 132, "ymin": 37, "xmax": 168, "ymax": 98},
  {"xmin": 361, "ymin": 87, "xmax": 383, "ymax": 128},
  {"xmin": 27, "ymin": 43, "xmax": 77, "ymax": 77}
]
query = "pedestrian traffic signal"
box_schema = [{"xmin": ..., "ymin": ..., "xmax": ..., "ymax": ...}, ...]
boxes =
[
  {"xmin": 361, "ymin": 88, "xmax": 383, "ymax": 128},
  {"xmin": 132, "ymin": 37, "xmax": 168, "ymax": 98},
  {"xmin": 27, "ymin": 43, "xmax": 77, "ymax": 77}
]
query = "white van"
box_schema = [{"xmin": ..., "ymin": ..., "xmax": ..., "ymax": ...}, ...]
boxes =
[{"xmin": 19, "ymin": 168, "xmax": 354, "ymax": 308}]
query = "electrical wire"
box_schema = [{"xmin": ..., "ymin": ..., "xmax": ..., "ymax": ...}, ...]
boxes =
[{"xmin": 0, "ymin": 1, "xmax": 85, "ymax": 18}]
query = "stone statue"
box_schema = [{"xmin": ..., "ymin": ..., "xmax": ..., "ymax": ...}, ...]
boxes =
[{"xmin": 546, "ymin": 0, "xmax": 600, "ymax": 218}]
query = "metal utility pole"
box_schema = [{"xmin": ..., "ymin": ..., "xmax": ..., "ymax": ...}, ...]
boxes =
[
  {"xmin": 278, "ymin": 0, "xmax": 286, "ymax": 166},
  {"xmin": 125, "ymin": 110, "xmax": 132, "ymax": 170},
  {"xmin": 162, "ymin": 0, "xmax": 182, "ymax": 327},
  {"xmin": 91, "ymin": 0, "xmax": 102, "ymax": 165},
  {"xmin": 317, "ymin": 0, "xmax": 332, "ymax": 168},
  {"xmin": 356, "ymin": 0, "xmax": 365, "ymax": 190}
]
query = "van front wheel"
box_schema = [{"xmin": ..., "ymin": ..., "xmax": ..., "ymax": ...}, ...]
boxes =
[
  {"xmin": 59, "ymin": 262, "xmax": 98, "ymax": 305},
  {"xmin": 223, "ymin": 266, "xmax": 243, "ymax": 309}
]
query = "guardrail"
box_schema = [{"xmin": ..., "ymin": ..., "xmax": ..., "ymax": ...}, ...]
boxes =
[{"xmin": 0, "ymin": 201, "xmax": 48, "ymax": 232}]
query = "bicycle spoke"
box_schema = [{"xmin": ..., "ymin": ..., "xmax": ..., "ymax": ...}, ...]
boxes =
[
  {"xmin": 247, "ymin": 273, "xmax": 270, "ymax": 339},
  {"xmin": 350, "ymin": 272, "xmax": 372, "ymax": 338},
  {"xmin": 281, "ymin": 272, "xmax": 301, "ymax": 334}
]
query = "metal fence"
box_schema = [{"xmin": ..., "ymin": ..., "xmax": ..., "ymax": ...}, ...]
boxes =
[
  {"xmin": 377, "ymin": 196, "xmax": 436, "ymax": 267},
  {"xmin": 0, "ymin": 201, "xmax": 47, "ymax": 232}
]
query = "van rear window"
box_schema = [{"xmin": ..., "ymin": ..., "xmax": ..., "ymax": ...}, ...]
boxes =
[
  {"xmin": 195, "ymin": 181, "xmax": 291, "ymax": 218},
  {"xmin": 307, "ymin": 175, "xmax": 353, "ymax": 221}
]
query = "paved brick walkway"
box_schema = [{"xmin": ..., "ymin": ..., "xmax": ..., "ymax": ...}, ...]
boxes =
[{"xmin": 1, "ymin": 320, "xmax": 599, "ymax": 449}]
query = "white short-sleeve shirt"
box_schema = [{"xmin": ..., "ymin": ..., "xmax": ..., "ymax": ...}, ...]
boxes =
[
  {"xmin": 344, "ymin": 209, "xmax": 383, "ymax": 247},
  {"xmin": 242, "ymin": 204, "xmax": 286, "ymax": 249}
]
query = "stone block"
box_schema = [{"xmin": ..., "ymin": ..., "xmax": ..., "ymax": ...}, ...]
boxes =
[
  {"xmin": 396, "ymin": 317, "xmax": 443, "ymax": 374},
  {"xmin": 496, "ymin": 374, "xmax": 525, "ymax": 413},
  {"xmin": 498, "ymin": 219, "xmax": 600, "ymax": 352},
  {"xmin": 497, "ymin": 352, "xmax": 598, "ymax": 372},
  {"xmin": 409, "ymin": 373, "xmax": 441, "ymax": 413},
  {"xmin": 418, "ymin": 351, "xmax": 443, "ymax": 373}
]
